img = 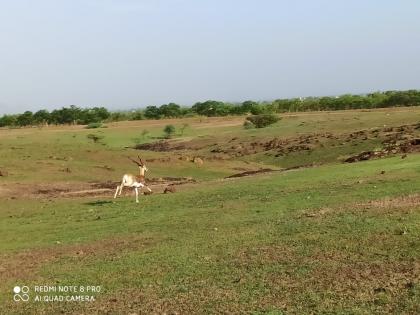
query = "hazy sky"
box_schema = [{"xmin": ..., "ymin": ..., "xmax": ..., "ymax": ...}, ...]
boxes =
[{"xmin": 1, "ymin": 0, "xmax": 419, "ymax": 114}]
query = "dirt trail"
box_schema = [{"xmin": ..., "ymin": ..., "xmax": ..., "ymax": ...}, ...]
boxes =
[
  {"xmin": 0, "ymin": 177, "xmax": 197, "ymax": 199},
  {"xmin": 0, "ymin": 166, "xmax": 300, "ymax": 200}
]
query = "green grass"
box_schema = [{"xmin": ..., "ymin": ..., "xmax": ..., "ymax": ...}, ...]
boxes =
[
  {"xmin": 1, "ymin": 155, "xmax": 419, "ymax": 314},
  {"xmin": 0, "ymin": 108, "xmax": 419, "ymax": 314}
]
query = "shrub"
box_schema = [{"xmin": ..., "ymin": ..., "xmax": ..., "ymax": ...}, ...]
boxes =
[
  {"xmin": 86, "ymin": 122, "xmax": 103, "ymax": 129},
  {"xmin": 87, "ymin": 133, "xmax": 104, "ymax": 143},
  {"xmin": 163, "ymin": 125, "xmax": 176, "ymax": 138},
  {"xmin": 246, "ymin": 114, "xmax": 280, "ymax": 128},
  {"xmin": 132, "ymin": 129, "xmax": 150, "ymax": 145},
  {"xmin": 243, "ymin": 121, "xmax": 255, "ymax": 129},
  {"xmin": 130, "ymin": 111, "xmax": 144, "ymax": 120}
]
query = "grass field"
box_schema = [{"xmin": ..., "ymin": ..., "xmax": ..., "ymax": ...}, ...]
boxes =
[{"xmin": 0, "ymin": 107, "xmax": 419, "ymax": 314}]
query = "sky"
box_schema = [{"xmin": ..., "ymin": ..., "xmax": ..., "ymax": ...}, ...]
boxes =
[{"xmin": 0, "ymin": 0, "xmax": 420, "ymax": 114}]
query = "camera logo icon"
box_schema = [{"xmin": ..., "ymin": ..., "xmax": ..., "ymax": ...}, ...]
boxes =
[{"xmin": 13, "ymin": 286, "xmax": 30, "ymax": 302}]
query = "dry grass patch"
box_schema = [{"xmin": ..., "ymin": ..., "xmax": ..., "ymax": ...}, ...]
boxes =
[
  {"xmin": 0, "ymin": 236, "xmax": 156, "ymax": 283},
  {"xmin": 298, "ymin": 194, "xmax": 420, "ymax": 220},
  {"xmin": 71, "ymin": 285, "xmax": 242, "ymax": 315},
  {"xmin": 358, "ymin": 194, "xmax": 420, "ymax": 210}
]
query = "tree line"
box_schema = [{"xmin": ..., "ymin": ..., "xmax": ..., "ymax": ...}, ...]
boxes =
[{"xmin": 1, "ymin": 89, "xmax": 420, "ymax": 127}]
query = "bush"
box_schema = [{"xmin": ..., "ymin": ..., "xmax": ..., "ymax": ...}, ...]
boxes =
[
  {"xmin": 243, "ymin": 121, "xmax": 255, "ymax": 129},
  {"xmin": 246, "ymin": 114, "xmax": 280, "ymax": 128},
  {"xmin": 85, "ymin": 122, "xmax": 103, "ymax": 129},
  {"xmin": 87, "ymin": 133, "xmax": 104, "ymax": 143},
  {"xmin": 163, "ymin": 125, "xmax": 176, "ymax": 138},
  {"xmin": 130, "ymin": 111, "xmax": 144, "ymax": 121}
]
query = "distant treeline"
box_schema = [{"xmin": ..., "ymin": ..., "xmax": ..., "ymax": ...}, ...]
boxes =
[{"xmin": 1, "ymin": 89, "xmax": 420, "ymax": 127}]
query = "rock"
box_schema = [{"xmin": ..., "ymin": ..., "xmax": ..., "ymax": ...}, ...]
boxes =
[
  {"xmin": 179, "ymin": 155, "xmax": 191, "ymax": 162},
  {"xmin": 374, "ymin": 287, "xmax": 386, "ymax": 293},
  {"xmin": 193, "ymin": 157, "xmax": 204, "ymax": 166},
  {"xmin": 164, "ymin": 186, "xmax": 176, "ymax": 194}
]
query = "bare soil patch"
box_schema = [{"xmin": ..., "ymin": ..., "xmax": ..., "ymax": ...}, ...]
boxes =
[
  {"xmin": 0, "ymin": 177, "xmax": 197, "ymax": 200},
  {"xmin": 357, "ymin": 194, "xmax": 420, "ymax": 210},
  {"xmin": 298, "ymin": 194, "xmax": 420, "ymax": 220}
]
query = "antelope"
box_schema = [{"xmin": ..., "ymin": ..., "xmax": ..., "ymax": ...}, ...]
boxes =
[{"xmin": 114, "ymin": 156, "xmax": 152, "ymax": 203}]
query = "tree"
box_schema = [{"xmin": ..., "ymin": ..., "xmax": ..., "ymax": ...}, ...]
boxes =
[
  {"xmin": 50, "ymin": 105, "xmax": 82, "ymax": 124},
  {"xmin": 163, "ymin": 124, "xmax": 176, "ymax": 138},
  {"xmin": 144, "ymin": 106, "xmax": 161, "ymax": 119},
  {"xmin": 110, "ymin": 112, "xmax": 129, "ymax": 122},
  {"xmin": 130, "ymin": 110, "xmax": 144, "ymax": 120},
  {"xmin": 192, "ymin": 100, "xmax": 232, "ymax": 116},
  {"xmin": 159, "ymin": 103, "xmax": 181, "ymax": 118},
  {"xmin": 241, "ymin": 100, "xmax": 260, "ymax": 114},
  {"xmin": 0, "ymin": 115, "xmax": 17, "ymax": 127},
  {"xmin": 16, "ymin": 111, "xmax": 34, "ymax": 126},
  {"xmin": 78, "ymin": 107, "xmax": 110, "ymax": 124},
  {"xmin": 33, "ymin": 110, "xmax": 50, "ymax": 125}
]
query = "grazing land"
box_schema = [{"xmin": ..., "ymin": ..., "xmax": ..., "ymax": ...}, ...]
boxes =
[{"xmin": 0, "ymin": 107, "xmax": 419, "ymax": 314}]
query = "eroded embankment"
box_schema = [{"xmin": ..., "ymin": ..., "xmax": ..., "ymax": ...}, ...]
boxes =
[{"xmin": 134, "ymin": 123, "xmax": 420, "ymax": 162}]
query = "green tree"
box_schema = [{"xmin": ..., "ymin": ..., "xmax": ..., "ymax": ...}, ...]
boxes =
[
  {"xmin": 16, "ymin": 111, "xmax": 34, "ymax": 126},
  {"xmin": 33, "ymin": 110, "xmax": 50, "ymax": 125},
  {"xmin": 50, "ymin": 105, "xmax": 82, "ymax": 124},
  {"xmin": 159, "ymin": 103, "xmax": 181, "ymax": 118},
  {"xmin": 241, "ymin": 100, "xmax": 260, "ymax": 114},
  {"xmin": 0, "ymin": 115, "xmax": 17, "ymax": 127},
  {"xmin": 110, "ymin": 112, "xmax": 129, "ymax": 121},
  {"xmin": 192, "ymin": 100, "xmax": 232, "ymax": 116},
  {"xmin": 144, "ymin": 106, "xmax": 161, "ymax": 119},
  {"xmin": 130, "ymin": 110, "xmax": 144, "ymax": 120}
]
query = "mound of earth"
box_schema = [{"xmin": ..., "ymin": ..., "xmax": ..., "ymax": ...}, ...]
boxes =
[
  {"xmin": 225, "ymin": 168, "xmax": 275, "ymax": 178},
  {"xmin": 135, "ymin": 141, "xmax": 181, "ymax": 152},
  {"xmin": 207, "ymin": 123, "xmax": 420, "ymax": 162},
  {"xmin": 345, "ymin": 138, "xmax": 420, "ymax": 163}
]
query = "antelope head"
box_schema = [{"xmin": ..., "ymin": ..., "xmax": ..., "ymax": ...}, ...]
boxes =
[{"xmin": 128, "ymin": 156, "xmax": 149, "ymax": 174}]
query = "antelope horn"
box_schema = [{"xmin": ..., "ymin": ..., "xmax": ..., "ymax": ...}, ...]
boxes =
[
  {"xmin": 138, "ymin": 155, "xmax": 145, "ymax": 165},
  {"xmin": 127, "ymin": 156, "xmax": 141, "ymax": 166}
]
